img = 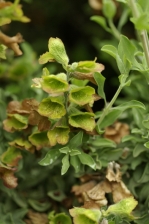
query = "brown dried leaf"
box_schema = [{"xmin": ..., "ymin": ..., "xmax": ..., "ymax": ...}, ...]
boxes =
[
  {"xmin": 0, "ymin": 1, "xmax": 12, "ymax": 9},
  {"xmin": 80, "ymin": 173, "xmax": 102, "ymax": 183},
  {"xmin": 28, "ymin": 111, "xmax": 42, "ymax": 126},
  {"xmin": 104, "ymin": 122, "xmax": 129, "ymax": 144},
  {"xmin": 72, "ymin": 162, "xmax": 132, "ymax": 207},
  {"xmin": 27, "ymin": 210, "xmax": 48, "ymax": 224},
  {"xmin": 7, "ymin": 101, "xmax": 22, "ymax": 114},
  {"xmin": 0, "ymin": 31, "xmax": 24, "ymax": 56},
  {"xmin": 112, "ymin": 181, "xmax": 132, "ymax": 203},
  {"xmin": 7, "ymin": 99, "xmax": 39, "ymax": 116},
  {"xmin": 106, "ymin": 162, "xmax": 121, "ymax": 182},
  {"xmin": 83, "ymin": 200, "xmax": 100, "ymax": 209},
  {"xmin": 21, "ymin": 99, "xmax": 39, "ymax": 112},
  {"xmin": 32, "ymin": 78, "xmax": 42, "ymax": 88},
  {"xmin": 72, "ymin": 180, "xmax": 96, "ymax": 196},
  {"xmin": 24, "ymin": 220, "xmax": 32, "ymax": 224},
  {"xmin": 87, "ymin": 180, "xmax": 111, "ymax": 201},
  {"xmin": 0, "ymin": 167, "xmax": 18, "ymax": 188},
  {"xmin": 28, "ymin": 111, "xmax": 51, "ymax": 131},
  {"xmin": 88, "ymin": 0, "xmax": 102, "ymax": 10},
  {"xmin": 38, "ymin": 116, "xmax": 51, "ymax": 131}
]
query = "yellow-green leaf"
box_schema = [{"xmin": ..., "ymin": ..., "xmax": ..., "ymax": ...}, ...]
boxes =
[
  {"xmin": 38, "ymin": 96, "xmax": 66, "ymax": 119},
  {"xmin": 69, "ymin": 86, "xmax": 95, "ymax": 106}
]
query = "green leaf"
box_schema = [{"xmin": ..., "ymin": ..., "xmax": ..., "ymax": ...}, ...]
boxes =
[
  {"xmin": 90, "ymin": 137, "xmax": 116, "ymax": 148},
  {"xmin": 47, "ymin": 126, "xmax": 70, "ymax": 146},
  {"xmin": 116, "ymin": 54, "xmax": 131, "ymax": 75},
  {"xmin": 104, "ymin": 197, "xmax": 138, "ymax": 219},
  {"xmin": 90, "ymin": 16, "xmax": 111, "ymax": 33},
  {"xmin": 97, "ymin": 109, "xmax": 122, "ymax": 129},
  {"xmin": 78, "ymin": 152, "xmax": 96, "ymax": 170},
  {"xmin": 139, "ymin": 183, "xmax": 149, "ymax": 202},
  {"xmin": 144, "ymin": 141, "xmax": 149, "ymax": 149},
  {"xmin": 39, "ymin": 52, "xmax": 55, "ymax": 64},
  {"xmin": 69, "ymin": 86, "xmax": 95, "ymax": 106},
  {"xmin": 116, "ymin": 0, "xmax": 127, "ymax": 3},
  {"xmin": 142, "ymin": 114, "xmax": 149, "ymax": 129},
  {"xmin": 137, "ymin": 163, "xmax": 149, "ymax": 183},
  {"xmin": 100, "ymin": 148, "xmax": 122, "ymax": 161},
  {"xmin": 61, "ymin": 154, "xmax": 70, "ymax": 175},
  {"xmin": 130, "ymin": 13, "xmax": 149, "ymax": 31},
  {"xmin": 48, "ymin": 37, "xmax": 69, "ymax": 66},
  {"xmin": 69, "ymin": 207, "xmax": 101, "ymax": 224},
  {"xmin": 101, "ymin": 45, "xmax": 117, "ymax": 59},
  {"xmin": 70, "ymin": 156, "xmax": 81, "ymax": 173},
  {"xmin": 59, "ymin": 146, "xmax": 70, "ymax": 154},
  {"xmin": 138, "ymin": 0, "xmax": 149, "ymax": 12},
  {"xmin": 49, "ymin": 212, "xmax": 72, "ymax": 224},
  {"xmin": 69, "ymin": 149, "xmax": 81, "ymax": 156},
  {"xmin": 28, "ymin": 199, "xmax": 51, "ymax": 212},
  {"xmin": 69, "ymin": 111, "xmax": 95, "ymax": 131},
  {"xmin": 48, "ymin": 190, "xmax": 66, "ymax": 202},
  {"xmin": 133, "ymin": 143, "xmax": 147, "ymax": 157},
  {"xmin": 93, "ymin": 72, "xmax": 106, "ymax": 101},
  {"xmin": 97, "ymin": 100, "xmax": 145, "ymax": 129},
  {"xmin": 69, "ymin": 131, "xmax": 83, "ymax": 149},
  {"xmin": 0, "ymin": 44, "xmax": 7, "ymax": 59},
  {"xmin": 102, "ymin": 0, "xmax": 116, "ymax": 19},
  {"xmin": 38, "ymin": 96, "xmax": 66, "ymax": 119},
  {"xmin": 41, "ymin": 69, "xmax": 69, "ymax": 94},
  {"xmin": 115, "ymin": 100, "xmax": 146, "ymax": 111},
  {"xmin": 118, "ymin": 7, "xmax": 130, "ymax": 31},
  {"xmin": 118, "ymin": 35, "xmax": 137, "ymax": 66},
  {"xmin": 29, "ymin": 131, "xmax": 49, "ymax": 149},
  {"xmin": 39, "ymin": 147, "xmax": 60, "ymax": 166}
]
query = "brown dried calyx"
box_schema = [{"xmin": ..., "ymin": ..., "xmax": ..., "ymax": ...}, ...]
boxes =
[
  {"xmin": 88, "ymin": 0, "xmax": 118, "ymax": 11},
  {"xmin": 24, "ymin": 210, "xmax": 48, "ymax": 224},
  {"xmin": 0, "ymin": 31, "xmax": 24, "ymax": 56},
  {"xmin": 88, "ymin": 0, "xmax": 102, "ymax": 10},
  {"xmin": 72, "ymin": 162, "xmax": 132, "ymax": 209},
  {"xmin": 0, "ymin": 0, "xmax": 12, "ymax": 9},
  {"xmin": 104, "ymin": 121, "xmax": 129, "ymax": 144},
  {"xmin": 0, "ymin": 166, "xmax": 18, "ymax": 188}
]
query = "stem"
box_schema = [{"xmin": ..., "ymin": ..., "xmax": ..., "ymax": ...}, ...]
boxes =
[
  {"xmin": 97, "ymin": 84, "xmax": 123, "ymax": 127},
  {"xmin": 64, "ymin": 71, "xmax": 70, "ymax": 113},
  {"xmin": 129, "ymin": 0, "xmax": 149, "ymax": 67},
  {"xmin": 108, "ymin": 19, "xmax": 120, "ymax": 40},
  {"xmin": 140, "ymin": 31, "xmax": 149, "ymax": 67}
]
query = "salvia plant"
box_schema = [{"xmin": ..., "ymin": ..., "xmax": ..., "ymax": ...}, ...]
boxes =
[{"xmin": 1, "ymin": 0, "xmax": 149, "ymax": 223}]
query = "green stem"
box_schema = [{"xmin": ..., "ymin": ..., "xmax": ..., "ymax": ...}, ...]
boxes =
[
  {"xmin": 108, "ymin": 19, "xmax": 120, "ymax": 40},
  {"xmin": 97, "ymin": 84, "xmax": 123, "ymax": 127},
  {"xmin": 64, "ymin": 71, "xmax": 70, "ymax": 113},
  {"xmin": 140, "ymin": 31, "xmax": 149, "ymax": 67},
  {"xmin": 129, "ymin": 0, "xmax": 149, "ymax": 67}
]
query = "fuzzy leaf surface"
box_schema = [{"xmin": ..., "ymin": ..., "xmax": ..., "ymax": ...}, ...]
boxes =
[
  {"xmin": 39, "ymin": 147, "xmax": 60, "ymax": 166},
  {"xmin": 69, "ymin": 86, "xmax": 95, "ymax": 106},
  {"xmin": 38, "ymin": 96, "xmax": 66, "ymax": 119}
]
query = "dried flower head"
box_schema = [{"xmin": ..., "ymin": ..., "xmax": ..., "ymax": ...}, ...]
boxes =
[{"xmin": 104, "ymin": 121, "xmax": 129, "ymax": 143}]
